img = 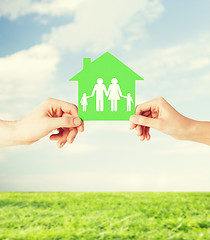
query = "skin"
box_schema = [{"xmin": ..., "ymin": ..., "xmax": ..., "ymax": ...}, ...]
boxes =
[
  {"xmin": 1, "ymin": 97, "xmax": 209, "ymax": 148},
  {"xmin": 130, "ymin": 97, "xmax": 210, "ymax": 146},
  {"xmin": 0, "ymin": 98, "xmax": 84, "ymax": 148}
]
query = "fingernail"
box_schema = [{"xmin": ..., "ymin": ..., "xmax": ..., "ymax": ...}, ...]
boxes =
[
  {"xmin": 60, "ymin": 142, "xmax": 65, "ymax": 148},
  {"xmin": 74, "ymin": 117, "xmax": 81, "ymax": 125},
  {"xmin": 130, "ymin": 115, "xmax": 137, "ymax": 122}
]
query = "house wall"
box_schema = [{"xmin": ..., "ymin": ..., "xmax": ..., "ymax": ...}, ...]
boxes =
[{"xmin": 77, "ymin": 59, "xmax": 137, "ymax": 121}]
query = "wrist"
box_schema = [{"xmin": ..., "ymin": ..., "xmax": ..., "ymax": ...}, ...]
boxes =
[
  {"xmin": 170, "ymin": 117, "xmax": 195, "ymax": 142},
  {"xmin": 186, "ymin": 120, "xmax": 210, "ymax": 145},
  {"xmin": 0, "ymin": 120, "xmax": 20, "ymax": 147},
  {"xmin": 182, "ymin": 119, "xmax": 198, "ymax": 141}
]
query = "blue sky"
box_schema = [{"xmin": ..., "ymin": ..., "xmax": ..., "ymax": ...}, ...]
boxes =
[{"xmin": 0, "ymin": 0, "xmax": 209, "ymax": 191}]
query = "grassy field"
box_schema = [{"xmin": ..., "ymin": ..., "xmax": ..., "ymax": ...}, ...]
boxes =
[{"xmin": 0, "ymin": 192, "xmax": 209, "ymax": 240}]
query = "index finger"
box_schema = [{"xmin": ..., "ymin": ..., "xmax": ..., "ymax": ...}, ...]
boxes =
[
  {"xmin": 45, "ymin": 98, "xmax": 78, "ymax": 116},
  {"xmin": 135, "ymin": 98, "xmax": 161, "ymax": 115}
]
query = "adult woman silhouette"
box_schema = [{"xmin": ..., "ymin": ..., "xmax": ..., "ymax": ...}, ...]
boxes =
[{"xmin": 107, "ymin": 78, "xmax": 123, "ymax": 112}]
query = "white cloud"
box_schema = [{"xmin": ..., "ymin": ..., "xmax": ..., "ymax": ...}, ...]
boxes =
[
  {"xmin": 131, "ymin": 32, "xmax": 210, "ymax": 101},
  {"xmin": 0, "ymin": 0, "xmax": 30, "ymax": 20},
  {"xmin": 45, "ymin": 0, "xmax": 164, "ymax": 53},
  {"xmin": 84, "ymin": 121, "xmax": 130, "ymax": 134},
  {"xmin": 0, "ymin": 112, "xmax": 15, "ymax": 121},
  {"xmin": 0, "ymin": 0, "xmax": 85, "ymax": 20},
  {"xmin": 191, "ymin": 71, "xmax": 210, "ymax": 98},
  {"xmin": 0, "ymin": 0, "xmax": 164, "ymax": 114},
  {"xmin": 1, "ymin": 171, "xmax": 209, "ymax": 191},
  {"xmin": 0, "ymin": 154, "xmax": 4, "ymax": 163},
  {"xmin": 61, "ymin": 143, "xmax": 97, "ymax": 155},
  {"xmin": 156, "ymin": 141, "xmax": 210, "ymax": 156},
  {"xmin": 28, "ymin": 0, "xmax": 85, "ymax": 17},
  {"xmin": 133, "ymin": 32, "xmax": 210, "ymax": 80},
  {"xmin": 0, "ymin": 43, "xmax": 59, "ymax": 101},
  {"xmin": 1, "ymin": 1, "xmax": 210, "ymax": 192}
]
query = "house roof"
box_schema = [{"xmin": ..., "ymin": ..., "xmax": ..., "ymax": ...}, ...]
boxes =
[{"xmin": 69, "ymin": 52, "xmax": 143, "ymax": 81}]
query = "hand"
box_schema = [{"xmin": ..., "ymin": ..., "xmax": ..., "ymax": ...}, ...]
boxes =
[
  {"xmin": 130, "ymin": 97, "xmax": 195, "ymax": 142},
  {"xmin": 15, "ymin": 98, "xmax": 84, "ymax": 148}
]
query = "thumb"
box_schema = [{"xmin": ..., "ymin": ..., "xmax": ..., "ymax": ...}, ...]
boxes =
[
  {"xmin": 50, "ymin": 115, "xmax": 82, "ymax": 129},
  {"xmin": 130, "ymin": 115, "xmax": 160, "ymax": 130}
]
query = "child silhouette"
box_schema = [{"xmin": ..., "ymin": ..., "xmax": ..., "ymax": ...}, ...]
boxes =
[
  {"xmin": 122, "ymin": 93, "xmax": 133, "ymax": 111},
  {"xmin": 80, "ymin": 93, "xmax": 91, "ymax": 112}
]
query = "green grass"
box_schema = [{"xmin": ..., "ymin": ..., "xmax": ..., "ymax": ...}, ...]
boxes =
[{"xmin": 0, "ymin": 193, "xmax": 209, "ymax": 240}]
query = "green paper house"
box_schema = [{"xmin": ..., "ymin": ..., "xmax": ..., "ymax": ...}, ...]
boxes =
[{"xmin": 69, "ymin": 52, "xmax": 143, "ymax": 121}]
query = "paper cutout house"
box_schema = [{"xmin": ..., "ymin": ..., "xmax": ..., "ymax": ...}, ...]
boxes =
[{"xmin": 69, "ymin": 52, "xmax": 143, "ymax": 121}]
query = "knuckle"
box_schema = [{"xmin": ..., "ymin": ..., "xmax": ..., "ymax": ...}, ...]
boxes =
[
  {"xmin": 72, "ymin": 103, "xmax": 78, "ymax": 111},
  {"xmin": 73, "ymin": 128, "xmax": 78, "ymax": 134},
  {"xmin": 135, "ymin": 105, "xmax": 139, "ymax": 113},
  {"xmin": 135, "ymin": 105, "xmax": 139, "ymax": 112},
  {"xmin": 135, "ymin": 105, "xmax": 142, "ymax": 114}
]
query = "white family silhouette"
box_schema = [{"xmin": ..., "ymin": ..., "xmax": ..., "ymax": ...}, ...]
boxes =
[{"xmin": 80, "ymin": 78, "xmax": 133, "ymax": 112}]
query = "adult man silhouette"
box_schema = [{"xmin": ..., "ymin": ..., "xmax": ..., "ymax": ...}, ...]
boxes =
[{"xmin": 90, "ymin": 78, "xmax": 108, "ymax": 112}]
